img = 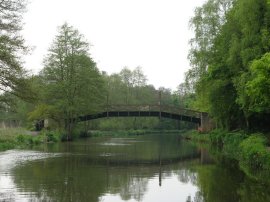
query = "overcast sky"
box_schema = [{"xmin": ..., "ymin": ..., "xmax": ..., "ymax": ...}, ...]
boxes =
[{"xmin": 22, "ymin": 0, "xmax": 205, "ymax": 90}]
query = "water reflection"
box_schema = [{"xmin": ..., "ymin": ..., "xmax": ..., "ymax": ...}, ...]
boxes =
[
  {"xmin": 12, "ymin": 159, "xmax": 202, "ymax": 202},
  {"xmin": 0, "ymin": 150, "xmax": 62, "ymax": 201},
  {"xmin": 100, "ymin": 177, "xmax": 200, "ymax": 202},
  {"xmin": 0, "ymin": 134, "xmax": 270, "ymax": 202}
]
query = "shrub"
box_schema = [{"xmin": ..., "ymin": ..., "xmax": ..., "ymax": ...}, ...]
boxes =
[
  {"xmin": 41, "ymin": 130, "xmax": 61, "ymax": 142},
  {"xmin": 222, "ymin": 132, "xmax": 247, "ymax": 159},
  {"xmin": 0, "ymin": 142, "xmax": 15, "ymax": 151},
  {"xmin": 16, "ymin": 134, "xmax": 27, "ymax": 144},
  {"xmin": 239, "ymin": 134, "xmax": 270, "ymax": 171},
  {"xmin": 209, "ymin": 129, "xmax": 227, "ymax": 146}
]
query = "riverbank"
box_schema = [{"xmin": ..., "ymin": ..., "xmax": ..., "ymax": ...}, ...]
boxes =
[
  {"xmin": 0, "ymin": 128, "xmax": 185, "ymax": 151},
  {"xmin": 86, "ymin": 129, "xmax": 185, "ymax": 137},
  {"xmin": 0, "ymin": 128, "xmax": 60, "ymax": 151},
  {"xmin": 183, "ymin": 130, "xmax": 270, "ymax": 183}
]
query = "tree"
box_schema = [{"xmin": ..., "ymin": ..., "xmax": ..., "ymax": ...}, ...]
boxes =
[
  {"xmin": 187, "ymin": 0, "xmax": 235, "ymax": 122},
  {"xmin": 208, "ymin": 0, "xmax": 270, "ymax": 129},
  {"xmin": 132, "ymin": 66, "xmax": 147, "ymax": 88},
  {"xmin": 40, "ymin": 23, "xmax": 105, "ymax": 139},
  {"xmin": 188, "ymin": 0, "xmax": 234, "ymax": 84},
  {"xmin": 119, "ymin": 67, "xmax": 133, "ymax": 104},
  {"xmin": 0, "ymin": 0, "xmax": 33, "ymax": 102},
  {"xmin": 95, "ymin": 67, "xmax": 185, "ymax": 131},
  {"xmin": 187, "ymin": 0, "xmax": 270, "ymax": 130},
  {"xmin": 243, "ymin": 53, "xmax": 270, "ymax": 113}
]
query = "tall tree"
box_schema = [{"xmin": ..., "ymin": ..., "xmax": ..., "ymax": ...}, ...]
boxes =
[
  {"xmin": 40, "ymin": 23, "xmax": 105, "ymax": 139},
  {"xmin": 0, "ymin": 0, "xmax": 32, "ymax": 102},
  {"xmin": 188, "ymin": 0, "xmax": 234, "ymax": 83}
]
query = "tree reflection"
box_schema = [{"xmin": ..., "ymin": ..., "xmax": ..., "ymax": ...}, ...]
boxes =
[
  {"xmin": 9, "ymin": 135, "xmax": 270, "ymax": 202},
  {"xmin": 177, "ymin": 169, "xmax": 197, "ymax": 184},
  {"xmin": 119, "ymin": 177, "xmax": 148, "ymax": 201}
]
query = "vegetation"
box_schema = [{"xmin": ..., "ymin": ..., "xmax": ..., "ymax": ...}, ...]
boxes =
[
  {"xmin": 0, "ymin": 0, "xmax": 269, "ymax": 180},
  {"xmin": 185, "ymin": 130, "xmax": 270, "ymax": 183},
  {"xmin": 0, "ymin": 128, "xmax": 62, "ymax": 151},
  {"xmin": 187, "ymin": 0, "xmax": 270, "ymax": 131},
  {"xmin": 1, "ymin": 0, "xmax": 270, "ymax": 200},
  {"xmin": 183, "ymin": 0, "xmax": 270, "ymax": 181},
  {"xmin": 30, "ymin": 23, "xmax": 105, "ymax": 140},
  {"xmin": 0, "ymin": 0, "xmax": 196, "ymax": 139},
  {"xmin": 0, "ymin": 0, "xmax": 35, "ymax": 106},
  {"xmin": 86, "ymin": 129, "xmax": 184, "ymax": 137}
]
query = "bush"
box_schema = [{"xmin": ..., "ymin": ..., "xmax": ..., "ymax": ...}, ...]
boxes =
[
  {"xmin": 239, "ymin": 134, "xmax": 270, "ymax": 171},
  {"xmin": 0, "ymin": 142, "xmax": 15, "ymax": 151},
  {"xmin": 209, "ymin": 129, "xmax": 227, "ymax": 145},
  {"xmin": 16, "ymin": 134, "xmax": 45, "ymax": 145},
  {"xmin": 191, "ymin": 129, "xmax": 270, "ymax": 182},
  {"xmin": 222, "ymin": 132, "xmax": 247, "ymax": 159},
  {"xmin": 16, "ymin": 134, "xmax": 27, "ymax": 143},
  {"xmin": 40, "ymin": 130, "xmax": 61, "ymax": 142}
]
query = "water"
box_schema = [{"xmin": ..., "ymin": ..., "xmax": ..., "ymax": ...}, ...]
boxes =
[{"xmin": 0, "ymin": 134, "xmax": 269, "ymax": 202}]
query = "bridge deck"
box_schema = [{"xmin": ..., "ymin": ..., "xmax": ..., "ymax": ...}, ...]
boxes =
[{"xmin": 78, "ymin": 105, "xmax": 202, "ymax": 124}]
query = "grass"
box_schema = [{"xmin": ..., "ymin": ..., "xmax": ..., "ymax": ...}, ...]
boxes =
[
  {"xmin": 0, "ymin": 128, "xmax": 28, "ymax": 150},
  {"xmin": 0, "ymin": 128, "xmax": 61, "ymax": 151}
]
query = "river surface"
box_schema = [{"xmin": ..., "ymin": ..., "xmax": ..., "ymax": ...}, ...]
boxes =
[{"xmin": 0, "ymin": 134, "xmax": 270, "ymax": 202}]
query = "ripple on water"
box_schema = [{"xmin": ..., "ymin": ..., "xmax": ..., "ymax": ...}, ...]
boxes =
[
  {"xmin": 99, "ymin": 138, "xmax": 146, "ymax": 146},
  {"xmin": 99, "ymin": 142, "xmax": 130, "ymax": 146},
  {"xmin": 0, "ymin": 150, "xmax": 63, "ymax": 173}
]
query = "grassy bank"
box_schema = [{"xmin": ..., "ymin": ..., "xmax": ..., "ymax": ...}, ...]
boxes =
[
  {"xmin": 0, "ymin": 128, "xmax": 184, "ymax": 151},
  {"xmin": 184, "ymin": 130, "xmax": 270, "ymax": 183},
  {"xmin": 0, "ymin": 128, "xmax": 61, "ymax": 151}
]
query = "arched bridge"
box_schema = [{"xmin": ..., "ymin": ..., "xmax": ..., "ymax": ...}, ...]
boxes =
[{"xmin": 77, "ymin": 105, "xmax": 212, "ymax": 131}]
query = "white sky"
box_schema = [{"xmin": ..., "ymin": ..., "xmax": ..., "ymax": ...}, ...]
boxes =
[{"xmin": 22, "ymin": 0, "xmax": 206, "ymax": 90}]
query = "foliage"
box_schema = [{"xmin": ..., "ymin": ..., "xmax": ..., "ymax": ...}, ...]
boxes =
[
  {"xmin": 35, "ymin": 23, "xmax": 105, "ymax": 139},
  {"xmin": 239, "ymin": 134, "xmax": 270, "ymax": 172},
  {"xmin": 245, "ymin": 53, "xmax": 270, "ymax": 113},
  {"xmin": 0, "ymin": 0, "xmax": 39, "ymax": 129},
  {"xmin": 40, "ymin": 130, "xmax": 62, "ymax": 142},
  {"xmin": 182, "ymin": 130, "xmax": 211, "ymax": 143},
  {"xmin": 88, "ymin": 67, "xmax": 197, "ymax": 131},
  {"xmin": 188, "ymin": 0, "xmax": 270, "ymax": 131},
  {"xmin": 0, "ymin": 0, "xmax": 36, "ymax": 103},
  {"xmin": 188, "ymin": 129, "xmax": 270, "ymax": 182},
  {"xmin": 188, "ymin": 0, "xmax": 234, "ymax": 86},
  {"xmin": 220, "ymin": 132, "xmax": 247, "ymax": 159},
  {"xmin": 0, "ymin": 128, "xmax": 62, "ymax": 151}
]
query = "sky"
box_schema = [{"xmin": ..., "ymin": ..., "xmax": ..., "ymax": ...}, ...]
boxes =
[{"xmin": 22, "ymin": 0, "xmax": 206, "ymax": 90}]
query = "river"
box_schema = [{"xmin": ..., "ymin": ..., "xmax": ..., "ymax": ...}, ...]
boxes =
[{"xmin": 0, "ymin": 134, "xmax": 269, "ymax": 202}]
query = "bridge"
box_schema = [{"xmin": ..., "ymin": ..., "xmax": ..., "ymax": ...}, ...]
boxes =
[{"xmin": 77, "ymin": 105, "xmax": 212, "ymax": 131}]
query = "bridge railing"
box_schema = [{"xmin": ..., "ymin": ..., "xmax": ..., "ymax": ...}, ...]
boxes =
[{"xmin": 106, "ymin": 105, "xmax": 201, "ymax": 118}]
